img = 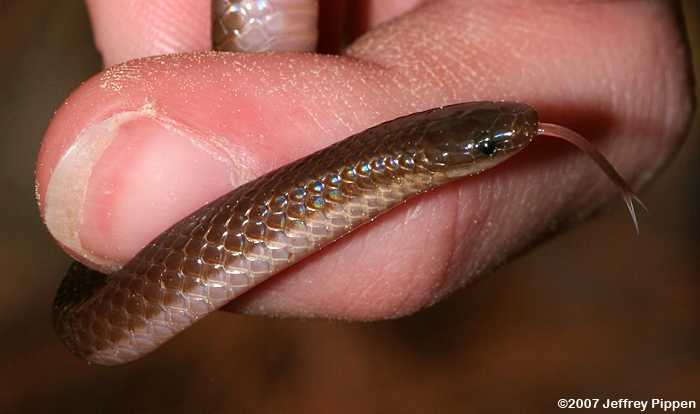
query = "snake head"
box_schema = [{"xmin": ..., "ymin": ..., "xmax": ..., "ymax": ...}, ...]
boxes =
[{"xmin": 420, "ymin": 101, "xmax": 539, "ymax": 178}]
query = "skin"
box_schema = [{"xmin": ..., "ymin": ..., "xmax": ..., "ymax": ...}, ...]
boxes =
[{"xmin": 37, "ymin": 0, "xmax": 692, "ymax": 321}]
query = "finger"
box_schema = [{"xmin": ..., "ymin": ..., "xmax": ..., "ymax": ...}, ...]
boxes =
[
  {"xmin": 85, "ymin": 0, "xmax": 210, "ymax": 66},
  {"xmin": 318, "ymin": 0, "xmax": 426, "ymax": 53},
  {"xmin": 358, "ymin": 0, "xmax": 425, "ymax": 32},
  {"xmin": 38, "ymin": 1, "xmax": 692, "ymax": 319}
]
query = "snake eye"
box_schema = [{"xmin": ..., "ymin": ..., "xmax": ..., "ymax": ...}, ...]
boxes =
[{"xmin": 477, "ymin": 139, "xmax": 497, "ymax": 156}]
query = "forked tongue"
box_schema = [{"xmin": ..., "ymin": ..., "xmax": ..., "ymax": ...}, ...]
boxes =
[{"xmin": 537, "ymin": 123, "xmax": 647, "ymax": 234}]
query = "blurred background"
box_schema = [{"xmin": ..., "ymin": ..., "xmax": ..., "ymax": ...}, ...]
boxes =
[{"xmin": 1, "ymin": 1, "xmax": 698, "ymax": 413}]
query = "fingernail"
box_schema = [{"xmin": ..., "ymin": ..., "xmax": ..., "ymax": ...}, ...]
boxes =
[{"xmin": 44, "ymin": 109, "xmax": 238, "ymax": 271}]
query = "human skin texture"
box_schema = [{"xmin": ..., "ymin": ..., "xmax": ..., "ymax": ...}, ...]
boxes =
[{"xmin": 37, "ymin": 0, "xmax": 692, "ymax": 321}]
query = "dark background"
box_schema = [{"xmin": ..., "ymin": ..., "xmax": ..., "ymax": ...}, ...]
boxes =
[{"xmin": 1, "ymin": 1, "xmax": 698, "ymax": 412}]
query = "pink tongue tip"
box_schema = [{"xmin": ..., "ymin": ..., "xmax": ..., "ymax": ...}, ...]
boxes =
[{"xmin": 536, "ymin": 123, "xmax": 647, "ymax": 235}]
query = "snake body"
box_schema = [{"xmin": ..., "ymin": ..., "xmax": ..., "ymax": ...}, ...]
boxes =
[
  {"xmin": 53, "ymin": 102, "xmax": 539, "ymax": 365},
  {"xmin": 212, "ymin": 0, "xmax": 319, "ymax": 52}
]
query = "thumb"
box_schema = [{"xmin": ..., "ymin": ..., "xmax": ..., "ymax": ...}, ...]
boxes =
[
  {"xmin": 38, "ymin": 1, "xmax": 691, "ymax": 319},
  {"xmin": 85, "ymin": 0, "xmax": 210, "ymax": 66}
]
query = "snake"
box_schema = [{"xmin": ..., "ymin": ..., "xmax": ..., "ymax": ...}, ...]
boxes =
[
  {"xmin": 52, "ymin": 101, "xmax": 642, "ymax": 365},
  {"xmin": 53, "ymin": 2, "xmax": 644, "ymax": 366}
]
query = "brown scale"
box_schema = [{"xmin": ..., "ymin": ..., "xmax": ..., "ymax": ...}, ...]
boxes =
[{"xmin": 54, "ymin": 102, "xmax": 543, "ymax": 365}]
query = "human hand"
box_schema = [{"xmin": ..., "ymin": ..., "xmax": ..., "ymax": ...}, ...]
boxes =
[{"xmin": 37, "ymin": 0, "xmax": 692, "ymax": 320}]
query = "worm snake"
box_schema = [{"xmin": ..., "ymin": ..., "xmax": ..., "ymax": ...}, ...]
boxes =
[{"xmin": 53, "ymin": 101, "xmax": 642, "ymax": 365}]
